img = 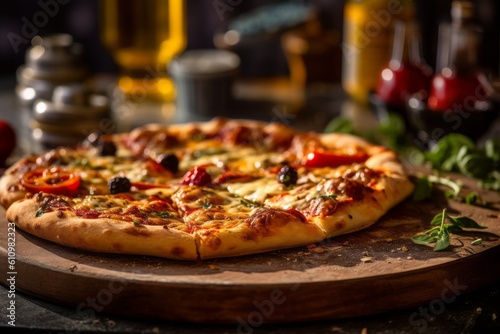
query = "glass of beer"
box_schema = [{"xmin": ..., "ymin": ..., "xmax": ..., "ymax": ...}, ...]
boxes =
[{"xmin": 99, "ymin": 0, "xmax": 187, "ymax": 113}]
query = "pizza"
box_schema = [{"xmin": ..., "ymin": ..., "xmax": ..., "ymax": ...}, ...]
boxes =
[{"xmin": 0, "ymin": 118, "xmax": 414, "ymax": 260}]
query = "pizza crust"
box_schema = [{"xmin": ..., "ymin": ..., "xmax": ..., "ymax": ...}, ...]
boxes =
[
  {"xmin": 0, "ymin": 162, "xmax": 26, "ymax": 209},
  {"xmin": 194, "ymin": 208, "xmax": 327, "ymax": 259},
  {"xmin": 7, "ymin": 198, "xmax": 198, "ymax": 260}
]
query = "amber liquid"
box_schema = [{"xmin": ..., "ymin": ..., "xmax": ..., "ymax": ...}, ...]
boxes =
[
  {"xmin": 100, "ymin": 0, "xmax": 186, "ymax": 102},
  {"xmin": 342, "ymin": 0, "xmax": 415, "ymax": 104}
]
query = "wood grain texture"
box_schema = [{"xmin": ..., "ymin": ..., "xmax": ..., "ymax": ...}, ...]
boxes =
[{"xmin": 0, "ymin": 170, "xmax": 499, "ymax": 323}]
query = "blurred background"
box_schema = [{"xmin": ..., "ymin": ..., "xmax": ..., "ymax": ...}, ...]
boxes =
[{"xmin": 1, "ymin": 0, "xmax": 498, "ymax": 79}]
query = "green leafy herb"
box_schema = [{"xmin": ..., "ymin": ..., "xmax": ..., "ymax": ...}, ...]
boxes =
[
  {"xmin": 240, "ymin": 199, "xmax": 262, "ymax": 208},
  {"xmin": 201, "ymin": 200, "xmax": 212, "ymax": 210},
  {"xmin": 319, "ymin": 194, "xmax": 337, "ymax": 200},
  {"xmin": 192, "ymin": 148, "xmax": 227, "ymax": 159},
  {"xmin": 151, "ymin": 211, "xmax": 173, "ymax": 219},
  {"xmin": 412, "ymin": 175, "xmax": 462, "ymax": 201},
  {"xmin": 412, "ymin": 176, "xmax": 433, "ymax": 201},
  {"xmin": 424, "ymin": 136, "xmax": 500, "ymax": 190},
  {"xmin": 35, "ymin": 204, "xmax": 47, "ymax": 217},
  {"xmin": 411, "ymin": 209, "xmax": 487, "ymax": 251},
  {"xmin": 324, "ymin": 117, "xmax": 354, "ymax": 134},
  {"xmin": 465, "ymin": 191, "xmax": 480, "ymax": 205},
  {"xmin": 133, "ymin": 220, "xmax": 142, "ymax": 226},
  {"xmin": 471, "ymin": 238, "xmax": 483, "ymax": 246}
]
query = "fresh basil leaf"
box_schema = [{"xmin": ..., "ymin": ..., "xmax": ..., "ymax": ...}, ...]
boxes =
[
  {"xmin": 433, "ymin": 227, "xmax": 450, "ymax": 251},
  {"xmin": 430, "ymin": 210, "xmax": 445, "ymax": 226},
  {"xmin": 423, "ymin": 226, "xmax": 441, "ymax": 237},
  {"xmin": 447, "ymin": 216, "xmax": 487, "ymax": 229},
  {"xmin": 446, "ymin": 225, "xmax": 463, "ymax": 234},
  {"xmin": 411, "ymin": 234, "xmax": 437, "ymax": 245}
]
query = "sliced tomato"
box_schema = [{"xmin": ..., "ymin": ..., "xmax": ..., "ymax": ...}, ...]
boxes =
[
  {"xmin": 304, "ymin": 151, "xmax": 368, "ymax": 168},
  {"xmin": 21, "ymin": 167, "xmax": 80, "ymax": 194}
]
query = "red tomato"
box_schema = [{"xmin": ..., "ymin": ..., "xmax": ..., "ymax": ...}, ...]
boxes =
[
  {"xmin": 304, "ymin": 151, "xmax": 368, "ymax": 168},
  {"xmin": 0, "ymin": 120, "xmax": 16, "ymax": 166},
  {"xmin": 21, "ymin": 167, "xmax": 80, "ymax": 194},
  {"xmin": 180, "ymin": 166, "xmax": 212, "ymax": 186}
]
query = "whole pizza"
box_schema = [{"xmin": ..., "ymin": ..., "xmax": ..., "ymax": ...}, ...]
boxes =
[{"xmin": 0, "ymin": 118, "xmax": 414, "ymax": 260}]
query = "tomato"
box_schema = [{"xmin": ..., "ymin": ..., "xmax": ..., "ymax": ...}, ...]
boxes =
[
  {"xmin": 304, "ymin": 151, "xmax": 368, "ymax": 168},
  {"xmin": 21, "ymin": 167, "xmax": 80, "ymax": 194},
  {"xmin": 180, "ymin": 166, "xmax": 212, "ymax": 186}
]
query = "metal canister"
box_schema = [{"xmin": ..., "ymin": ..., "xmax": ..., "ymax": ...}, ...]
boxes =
[
  {"xmin": 15, "ymin": 34, "xmax": 107, "ymax": 153},
  {"xmin": 31, "ymin": 84, "xmax": 110, "ymax": 152}
]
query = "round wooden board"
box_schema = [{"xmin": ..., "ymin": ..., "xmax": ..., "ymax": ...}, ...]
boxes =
[{"xmin": 1, "ymin": 171, "xmax": 499, "ymax": 323}]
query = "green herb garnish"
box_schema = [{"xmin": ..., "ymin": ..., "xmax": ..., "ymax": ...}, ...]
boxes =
[
  {"xmin": 411, "ymin": 209, "xmax": 487, "ymax": 251},
  {"xmin": 35, "ymin": 204, "xmax": 47, "ymax": 217},
  {"xmin": 471, "ymin": 238, "xmax": 483, "ymax": 246},
  {"xmin": 133, "ymin": 220, "xmax": 142, "ymax": 226},
  {"xmin": 319, "ymin": 194, "xmax": 337, "ymax": 200},
  {"xmin": 425, "ymin": 136, "xmax": 500, "ymax": 190},
  {"xmin": 241, "ymin": 199, "xmax": 262, "ymax": 208},
  {"xmin": 201, "ymin": 201, "xmax": 212, "ymax": 210},
  {"xmin": 151, "ymin": 211, "xmax": 173, "ymax": 219}
]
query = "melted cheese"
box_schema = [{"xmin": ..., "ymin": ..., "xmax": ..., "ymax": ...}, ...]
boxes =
[
  {"xmin": 226, "ymin": 178, "xmax": 285, "ymax": 203},
  {"xmin": 73, "ymin": 195, "xmax": 131, "ymax": 210}
]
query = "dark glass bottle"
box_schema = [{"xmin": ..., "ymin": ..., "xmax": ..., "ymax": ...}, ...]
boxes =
[
  {"xmin": 375, "ymin": 20, "xmax": 432, "ymax": 109},
  {"xmin": 428, "ymin": 1, "xmax": 492, "ymax": 111}
]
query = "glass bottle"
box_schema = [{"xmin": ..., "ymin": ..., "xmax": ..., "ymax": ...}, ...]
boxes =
[
  {"xmin": 342, "ymin": 0, "xmax": 415, "ymax": 104},
  {"xmin": 428, "ymin": 1, "xmax": 492, "ymax": 111},
  {"xmin": 99, "ymin": 0, "xmax": 187, "ymax": 129},
  {"xmin": 375, "ymin": 20, "xmax": 432, "ymax": 109}
]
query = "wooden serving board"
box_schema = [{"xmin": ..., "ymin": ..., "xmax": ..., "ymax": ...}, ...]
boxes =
[{"xmin": 1, "ymin": 171, "xmax": 499, "ymax": 324}]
